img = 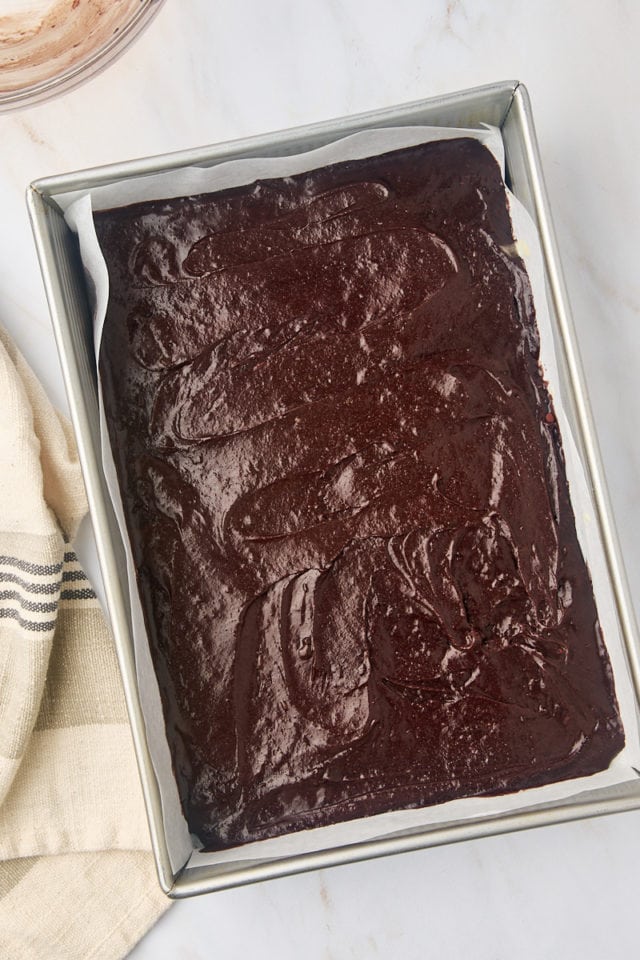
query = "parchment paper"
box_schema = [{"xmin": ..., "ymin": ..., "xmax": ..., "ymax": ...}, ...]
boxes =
[{"xmin": 63, "ymin": 125, "xmax": 640, "ymax": 873}]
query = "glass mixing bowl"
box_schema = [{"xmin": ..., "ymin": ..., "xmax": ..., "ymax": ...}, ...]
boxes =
[{"xmin": 0, "ymin": 0, "xmax": 166, "ymax": 111}]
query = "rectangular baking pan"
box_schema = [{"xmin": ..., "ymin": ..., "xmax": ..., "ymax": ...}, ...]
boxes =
[{"xmin": 27, "ymin": 80, "xmax": 640, "ymax": 897}]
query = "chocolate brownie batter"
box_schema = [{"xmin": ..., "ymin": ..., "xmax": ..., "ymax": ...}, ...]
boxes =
[{"xmin": 95, "ymin": 139, "xmax": 624, "ymax": 849}]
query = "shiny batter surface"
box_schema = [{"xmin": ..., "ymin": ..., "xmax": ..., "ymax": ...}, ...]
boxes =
[{"xmin": 96, "ymin": 139, "xmax": 624, "ymax": 849}]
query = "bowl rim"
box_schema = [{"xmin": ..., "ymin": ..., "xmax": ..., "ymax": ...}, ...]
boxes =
[{"xmin": 0, "ymin": 0, "xmax": 166, "ymax": 112}]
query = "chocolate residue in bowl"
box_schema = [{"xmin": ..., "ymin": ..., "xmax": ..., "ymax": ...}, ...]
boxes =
[{"xmin": 0, "ymin": 0, "xmax": 150, "ymax": 94}]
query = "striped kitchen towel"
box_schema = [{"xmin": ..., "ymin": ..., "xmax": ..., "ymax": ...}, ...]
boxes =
[{"xmin": 0, "ymin": 328, "xmax": 169, "ymax": 959}]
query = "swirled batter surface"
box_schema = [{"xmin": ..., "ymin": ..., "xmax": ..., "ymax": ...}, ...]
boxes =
[{"xmin": 96, "ymin": 139, "xmax": 624, "ymax": 849}]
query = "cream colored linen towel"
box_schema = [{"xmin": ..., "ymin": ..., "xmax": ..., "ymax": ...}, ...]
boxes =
[{"xmin": 0, "ymin": 328, "xmax": 170, "ymax": 958}]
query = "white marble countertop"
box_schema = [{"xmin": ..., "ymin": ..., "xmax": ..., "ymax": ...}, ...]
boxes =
[{"xmin": 2, "ymin": 1, "xmax": 639, "ymax": 956}]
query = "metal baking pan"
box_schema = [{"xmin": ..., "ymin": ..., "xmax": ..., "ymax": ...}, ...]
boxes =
[{"xmin": 27, "ymin": 80, "xmax": 640, "ymax": 897}]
